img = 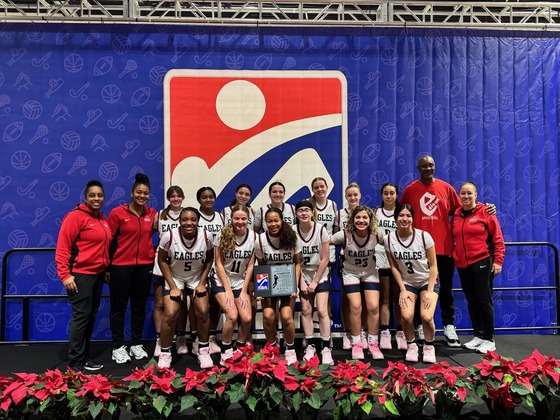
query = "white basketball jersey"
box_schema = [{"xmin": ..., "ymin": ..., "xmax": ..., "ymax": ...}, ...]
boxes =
[
  {"xmin": 314, "ymin": 199, "xmax": 339, "ymax": 262},
  {"xmin": 214, "ymin": 230, "xmax": 257, "ymax": 290},
  {"xmin": 375, "ymin": 207, "xmax": 397, "ymax": 270},
  {"xmin": 255, "ymin": 232, "xmax": 302, "ymax": 265},
  {"xmin": 159, "ymin": 227, "xmax": 213, "ymax": 287},
  {"xmin": 153, "ymin": 209, "xmax": 181, "ymax": 276},
  {"xmin": 337, "ymin": 208, "xmax": 351, "ymax": 230},
  {"xmin": 254, "ymin": 203, "xmax": 296, "ymax": 232},
  {"xmin": 331, "ymin": 230, "xmax": 380, "ymax": 277},
  {"xmin": 294, "ymin": 222, "xmax": 330, "ymax": 285},
  {"xmin": 384, "ymin": 228, "xmax": 435, "ymax": 288},
  {"xmin": 222, "ymin": 206, "xmax": 255, "ymax": 231},
  {"xmin": 198, "ymin": 211, "xmax": 224, "ymax": 242}
]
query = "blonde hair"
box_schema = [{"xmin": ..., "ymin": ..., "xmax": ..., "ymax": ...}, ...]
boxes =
[{"xmin": 218, "ymin": 204, "xmax": 250, "ymax": 253}]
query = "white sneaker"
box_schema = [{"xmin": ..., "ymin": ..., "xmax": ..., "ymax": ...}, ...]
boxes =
[
  {"xmin": 154, "ymin": 338, "xmax": 161, "ymax": 357},
  {"xmin": 157, "ymin": 352, "xmax": 172, "ymax": 369},
  {"xmin": 379, "ymin": 330, "xmax": 392, "ymax": 350},
  {"xmin": 198, "ymin": 347, "xmax": 214, "ymax": 369},
  {"xmin": 444, "ymin": 325, "xmax": 461, "ymax": 347},
  {"xmin": 368, "ymin": 341, "xmax": 384, "ymax": 360},
  {"xmin": 176, "ymin": 336, "xmax": 188, "ymax": 355},
  {"xmin": 209, "ymin": 335, "xmax": 221, "ymax": 355},
  {"xmin": 303, "ymin": 344, "xmax": 316, "ymax": 362},
  {"xmin": 416, "ymin": 325, "xmax": 425, "ymax": 342},
  {"xmin": 321, "ymin": 347, "xmax": 334, "ymax": 366},
  {"xmin": 422, "ymin": 344, "xmax": 436, "ymax": 364},
  {"xmin": 220, "ymin": 348, "xmax": 234, "ymax": 366},
  {"xmin": 192, "ymin": 338, "xmax": 199, "ymax": 355},
  {"xmin": 464, "ymin": 337, "xmax": 484, "ymax": 350},
  {"xmin": 284, "ymin": 349, "xmax": 297, "ymax": 365},
  {"xmin": 395, "ymin": 331, "xmax": 407, "ymax": 351},
  {"xmin": 352, "ymin": 342, "xmax": 364, "ymax": 360},
  {"xmin": 342, "ymin": 332, "xmax": 352, "ymax": 350},
  {"xmin": 129, "ymin": 344, "xmax": 148, "ymax": 360},
  {"xmin": 112, "ymin": 345, "xmax": 131, "ymax": 364},
  {"xmin": 405, "ymin": 343, "xmax": 419, "ymax": 363},
  {"xmin": 476, "ymin": 340, "xmax": 496, "ymax": 354}
]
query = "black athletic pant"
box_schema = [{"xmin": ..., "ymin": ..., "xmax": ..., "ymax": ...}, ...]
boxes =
[
  {"xmin": 68, "ymin": 272, "xmax": 105, "ymax": 364},
  {"xmin": 457, "ymin": 257, "xmax": 494, "ymax": 340},
  {"xmin": 437, "ymin": 255, "xmax": 456, "ymax": 327},
  {"xmin": 109, "ymin": 264, "xmax": 153, "ymax": 348}
]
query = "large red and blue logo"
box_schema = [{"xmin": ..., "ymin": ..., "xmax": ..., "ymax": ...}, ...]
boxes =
[{"xmin": 164, "ymin": 70, "xmax": 347, "ymax": 209}]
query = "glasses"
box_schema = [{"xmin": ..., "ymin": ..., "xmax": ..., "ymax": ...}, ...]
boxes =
[{"xmin": 297, "ymin": 208, "xmax": 312, "ymax": 214}]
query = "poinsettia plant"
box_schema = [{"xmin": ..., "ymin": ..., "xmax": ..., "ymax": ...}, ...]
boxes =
[
  {"xmin": 69, "ymin": 373, "xmax": 122, "ymax": 419},
  {"xmin": 34, "ymin": 368, "xmax": 83, "ymax": 419},
  {"xmin": 0, "ymin": 372, "xmax": 39, "ymax": 419},
  {"xmin": 180, "ymin": 365, "xmax": 232, "ymax": 418},
  {"xmin": 121, "ymin": 361, "xmax": 183, "ymax": 419},
  {"xmin": 326, "ymin": 360, "xmax": 394, "ymax": 420},
  {"xmin": 469, "ymin": 350, "xmax": 533, "ymax": 409},
  {"xmin": 518, "ymin": 349, "xmax": 560, "ymax": 403},
  {"xmin": 426, "ymin": 362, "xmax": 475, "ymax": 411},
  {"xmin": 223, "ymin": 343, "xmax": 288, "ymax": 417},
  {"xmin": 381, "ymin": 361, "xmax": 434, "ymax": 417},
  {"xmin": 282, "ymin": 355, "xmax": 331, "ymax": 420}
]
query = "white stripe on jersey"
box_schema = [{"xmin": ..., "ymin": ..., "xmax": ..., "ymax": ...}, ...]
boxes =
[
  {"xmin": 254, "ymin": 203, "xmax": 296, "ymax": 233},
  {"xmin": 255, "ymin": 232, "xmax": 302, "ymax": 265},
  {"xmin": 294, "ymin": 222, "xmax": 330, "ymax": 285},
  {"xmin": 331, "ymin": 230, "xmax": 379, "ymax": 279},
  {"xmin": 222, "ymin": 206, "xmax": 255, "ymax": 231},
  {"xmin": 314, "ymin": 199, "xmax": 339, "ymax": 262},
  {"xmin": 214, "ymin": 230, "xmax": 257, "ymax": 290},
  {"xmin": 153, "ymin": 209, "xmax": 181, "ymax": 276},
  {"xmin": 159, "ymin": 227, "xmax": 213, "ymax": 289},
  {"xmin": 375, "ymin": 207, "xmax": 397, "ymax": 270},
  {"xmin": 198, "ymin": 211, "xmax": 224, "ymax": 242},
  {"xmin": 385, "ymin": 228, "xmax": 435, "ymax": 288}
]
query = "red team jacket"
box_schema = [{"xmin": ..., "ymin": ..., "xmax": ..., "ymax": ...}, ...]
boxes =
[
  {"xmin": 107, "ymin": 204, "xmax": 157, "ymax": 266},
  {"xmin": 55, "ymin": 204, "xmax": 112, "ymax": 282},
  {"xmin": 450, "ymin": 202, "xmax": 505, "ymax": 269}
]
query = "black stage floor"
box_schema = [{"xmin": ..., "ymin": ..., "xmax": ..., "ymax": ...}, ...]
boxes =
[{"xmin": 1, "ymin": 334, "xmax": 558, "ymax": 419}]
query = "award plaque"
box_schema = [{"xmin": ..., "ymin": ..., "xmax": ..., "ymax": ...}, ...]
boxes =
[{"xmin": 253, "ymin": 263, "xmax": 297, "ymax": 297}]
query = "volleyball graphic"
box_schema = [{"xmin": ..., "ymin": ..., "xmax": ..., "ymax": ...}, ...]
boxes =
[
  {"xmin": 22, "ymin": 100, "xmax": 42, "ymax": 120},
  {"xmin": 60, "ymin": 131, "xmax": 81, "ymax": 151},
  {"xmin": 98, "ymin": 162, "xmax": 119, "ymax": 182},
  {"xmin": 8, "ymin": 230, "xmax": 28, "ymax": 248}
]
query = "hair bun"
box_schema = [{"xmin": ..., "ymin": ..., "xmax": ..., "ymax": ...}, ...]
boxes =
[{"xmin": 134, "ymin": 173, "xmax": 150, "ymax": 186}]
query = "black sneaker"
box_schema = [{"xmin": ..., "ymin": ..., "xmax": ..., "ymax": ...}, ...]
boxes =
[{"xmin": 84, "ymin": 359, "xmax": 104, "ymax": 371}]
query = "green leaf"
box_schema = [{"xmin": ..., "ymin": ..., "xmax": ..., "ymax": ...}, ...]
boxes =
[
  {"xmin": 153, "ymin": 395, "xmax": 167, "ymax": 414},
  {"xmin": 227, "ymin": 383, "xmax": 246, "ymax": 404},
  {"xmin": 382, "ymin": 400, "xmax": 399, "ymax": 415},
  {"xmin": 246, "ymin": 395, "xmax": 258, "ymax": 411},
  {"xmin": 180, "ymin": 394, "xmax": 197, "ymax": 412},
  {"xmin": 270, "ymin": 385, "xmax": 283, "ymax": 404},
  {"xmin": 292, "ymin": 391, "xmax": 302, "ymax": 411},
  {"xmin": 309, "ymin": 393, "xmax": 321, "ymax": 410},
  {"xmin": 361, "ymin": 400, "xmax": 373, "ymax": 414},
  {"xmin": 89, "ymin": 400, "xmax": 102, "ymax": 418}
]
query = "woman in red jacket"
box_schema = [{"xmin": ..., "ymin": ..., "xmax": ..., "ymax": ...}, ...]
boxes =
[
  {"xmin": 108, "ymin": 173, "xmax": 157, "ymax": 364},
  {"xmin": 56, "ymin": 179, "xmax": 112, "ymax": 372},
  {"xmin": 451, "ymin": 181, "xmax": 505, "ymax": 355}
]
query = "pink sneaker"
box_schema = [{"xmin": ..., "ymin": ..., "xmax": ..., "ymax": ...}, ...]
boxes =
[
  {"xmin": 176, "ymin": 336, "xmax": 188, "ymax": 355},
  {"xmin": 198, "ymin": 347, "xmax": 214, "ymax": 369},
  {"xmin": 303, "ymin": 345, "xmax": 316, "ymax": 362},
  {"xmin": 220, "ymin": 348, "xmax": 235, "ymax": 366},
  {"xmin": 154, "ymin": 338, "xmax": 161, "ymax": 357},
  {"xmin": 321, "ymin": 347, "xmax": 335, "ymax": 366},
  {"xmin": 285, "ymin": 349, "xmax": 297, "ymax": 365},
  {"xmin": 342, "ymin": 332, "xmax": 352, "ymax": 350},
  {"xmin": 379, "ymin": 330, "xmax": 392, "ymax": 350},
  {"xmin": 209, "ymin": 336, "xmax": 221, "ymax": 355},
  {"xmin": 368, "ymin": 341, "xmax": 384, "ymax": 360},
  {"xmin": 157, "ymin": 352, "xmax": 172, "ymax": 369},
  {"xmin": 352, "ymin": 341, "xmax": 365, "ymax": 360},
  {"xmin": 423, "ymin": 344, "xmax": 436, "ymax": 364},
  {"xmin": 396, "ymin": 331, "xmax": 407, "ymax": 351},
  {"xmin": 405, "ymin": 343, "xmax": 419, "ymax": 363}
]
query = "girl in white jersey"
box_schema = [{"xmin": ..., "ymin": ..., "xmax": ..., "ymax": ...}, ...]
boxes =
[
  {"xmin": 157, "ymin": 207, "xmax": 214, "ymax": 370},
  {"xmin": 330, "ymin": 205, "xmax": 384, "ymax": 361},
  {"xmin": 221, "ymin": 184, "xmax": 255, "ymax": 231},
  {"xmin": 375, "ymin": 183, "xmax": 404, "ymax": 351},
  {"xmin": 293, "ymin": 200, "xmax": 332, "ymax": 365},
  {"xmin": 152, "ymin": 186, "xmax": 184, "ymax": 357},
  {"xmin": 337, "ymin": 183, "xmax": 364, "ymax": 351},
  {"xmin": 385, "ymin": 204, "xmax": 439, "ymax": 364},
  {"xmin": 197, "ymin": 186, "xmax": 225, "ymax": 355},
  {"xmin": 255, "ymin": 207, "xmax": 302, "ymax": 365},
  {"xmin": 254, "ymin": 181, "xmax": 296, "ymax": 232},
  {"xmin": 212, "ymin": 205, "xmax": 256, "ymax": 365},
  {"xmin": 310, "ymin": 177, "xmax": 339, "ymax": 262}
]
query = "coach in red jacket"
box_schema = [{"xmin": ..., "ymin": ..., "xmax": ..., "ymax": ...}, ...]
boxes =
[
  {"xmin": 451, "ymin": 181, "xmax": 505, "ymax": 355},
  {"xmin": 107, "ymin": 173, "xmax": 157, "ymax": 364},
  {"xmin": 56, "ymin": 180, "xmax": 111, "ymax": 372}
]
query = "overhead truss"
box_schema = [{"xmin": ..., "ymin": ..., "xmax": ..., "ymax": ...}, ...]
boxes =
[{"xmin": 0, "ymin": 0, "xmax": 559, "ymax": 29}]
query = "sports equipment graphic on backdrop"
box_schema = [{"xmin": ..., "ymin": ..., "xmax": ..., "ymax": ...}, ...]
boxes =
[
  {"xmin": 164, "ymin": 70, "xmax": 348, "ymax": 211},
  {"xmin": 0, "ymin": 24, "xmax": 557, "ymax": 342}
]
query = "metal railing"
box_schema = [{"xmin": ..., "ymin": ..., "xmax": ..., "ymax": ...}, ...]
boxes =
[{"xmin": 1, "ymin": 241, "xmax": 559, "ymax": 342}]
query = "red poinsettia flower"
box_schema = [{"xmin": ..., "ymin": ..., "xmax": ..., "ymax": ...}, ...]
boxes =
[
  {"xmin": 0, "ymin": 372, "xmax": 39, "ymax": 410},
  {"xmin": 123, "ymin": 364, "xmax": 156, "ymax": 382},
  {"xmin": 34, "ymin": 369, "xmax": 69, "ymax": 401},
  {"xmin": 75, "ymin": 374, "xmax": 114, "ymax": 402},
  {"xmin": 521, "ymin": 349, "xmax": 560, "ymax": 385},
  {"xmin": 150, "ymin": 375, "xmax": 178, "ymax": 395},
  {"xmin": 182, "ymin": 368, "xmax": 213, "ymax": 392}
]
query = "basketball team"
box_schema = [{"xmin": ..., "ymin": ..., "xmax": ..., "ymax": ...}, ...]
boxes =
[{"xmin": 55, "ymin": 155, "xmax": 505, "ymax": 372}]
